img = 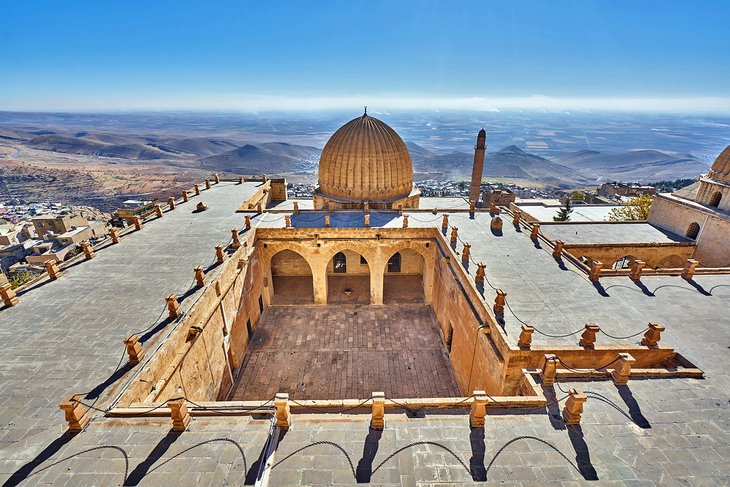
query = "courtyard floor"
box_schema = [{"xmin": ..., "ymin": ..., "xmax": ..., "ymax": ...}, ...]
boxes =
[{"xmin": 229, "ymin": 304, "xmax": 461, "ymax": 401}]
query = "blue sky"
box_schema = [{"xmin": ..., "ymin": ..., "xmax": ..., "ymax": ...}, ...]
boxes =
[{"xmin": 1, "ymin": 0, "xmax": 729, "ymax": 112}]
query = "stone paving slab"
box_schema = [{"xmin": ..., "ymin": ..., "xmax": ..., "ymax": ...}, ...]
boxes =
[{"xmin": 539, "ymin": 222, "xmax": 688, "ymax": 244}]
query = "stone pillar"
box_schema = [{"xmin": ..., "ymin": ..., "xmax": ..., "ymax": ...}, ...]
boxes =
[
  {"xmin": 285, "ymin": 215, "xmax": 292, "ymax": 228},
  {"xmin": 461, "ymin": 243, "xmax": 471, "ymax": 264},
  {"xmin": 562, "ymin": 388, "xmax": 587, "ymax": 425},
  {"xmin": 469, "ymin": 201, "xmax": 476, "ymax": 214},
  {"xmin": 611, "ymin": 353, "xmax": 636, "ymax": 385},
  {"xmin": 205, "ymin": 179, "xmax": 211, "ymax": 190},
  {"xmin": 629, "ymin": 259, "xmax": 646, "ymax": 281},
  {"xmin": 45, "ymin": 260, "xmax": 62, "ymax": 280},
  {"xmin": 325, "ymin": 215, "xmax": 331, "ymax": 227},
  {"xmin": 313, "ymin": 264, "xmax": 328, "ymax": 305},
  {"xmin": 182, "ymin": 190, "xmax": 189, "ymax": 202},
  {"xmin": 469, "ymin": 390, "xmax": 488, "ymax": 428},
  {"xmin": 363, "ymin": 202, "xmax": 370, "ymax": 214},
  {"xmin": 588, "ymin": 260, "xmax": 603, "ymax": 282},
  {"xmin": 168, "ymin": 197, "xmax": 176, "ymax": 210},
  {"xmin": 402, "ymin": 215, "xmax": 409, "ymax": 228},
  {"xmin": 215, "ymin": 245, "xmax": 225, "ymax": 264},
  {"xmin": 552, "ymin": 240, "xmax": 564, "ymax": 258},
  {"xmin": 513, "ymin": 210, "xmax": 522, "ymax": 225},
  {"xmin": 257, "ymin": 202, "xmax": 263, "ymax": 214},
  {"xmin": 293, "ymin": 201, "xmax": 299, "ymax": 214},
  {"xmin": 124, "ymin": 334, "xmax": 145, "ymax": 365},
  {"xmin": 0, "ymin": 283, "xmax": 19, "ymax": 307},
  {"xmin": 681, "ymin": 259, "xmax": 699, "ymax": 279},
  {"xmin": 132, "ymin": 216, "xmax": 142, "ymax": 231},
  {"xmin": 364, "ymin": 214, "xmax": 370, "ymax": 227},
  {"xmin": 579, "ymin": 323, "xmax": 601, "ymax": 348},
  {"xmin": 212, "ymin": 173, "xmax": 219, "ymax": 184},
  {"xmin": 238, "ymin": 176, "xmax": 244, "ymax": 184},
  {"xmin": 530, "ymin": 223, "xmax": 540, "ymax": 239},
  {"xmin": 469, "ymin": 129, "xmax": 487, "ymax": 203},
  {"xmin": 371, "ymin": 392, "xmax": 385, "ymax": 430},
  {"xmin": 450, "ymin": 227, "xmax": 458, "ymax": 246},
  {"xmin": 110, "ymin": 228, "xmax": 120, "ymax": 244},
  {"xmin": 245, "ymin": 215, "xmax": 252, "ymax": 231},
  {"xmin": 194, "ymin": 184, "xmax": 200, "ymax": 196},
  {"xmin": 475, "ymin": 263, "xmax": 486, "ymax": 287},
  {"xmin": 540, "ymin": 354, "xmax": 559, "ymax": 386},
  {"xmin": 169, "ymin": 399, "xmax": 190, "ymax": 432},
  {"xmin": 166, "ymin": 294, "xmax": 180, "ymax": 318},
  {"xmin": 274, "ymin": 393, "xmax": 291, "ymax": 428},
  {"xmin": 80, "ymin": 241, "xmax": 95, "ymax": 260},
  {"xmin": 154, "ymin": 204, "xmax": 163, "ymax": 218},
  {"xmin": 493, "ymin": 289, "xmax": 506, "ymax": 315},
  {"xmin": 231, "ymin": 228, "xmax": 241, "ymax": 249},
  {"xmin": 641, "ymin": 322, "xmax": 665, "ymax": 347},
  {"xmin": 194, "ymin": 266, "xmax": 205, "ymax": 288},
  {"xmin": 370, "ymin": 264, "xmax": 384, "ymax": 305},
  {"xmin": 517, "ymin": 324, "xmax": 534, "ymax": 349},
  {"xmin": 442, "ymin": 214, "xmax": 449, "ymax": 232},
  {"xmin": 59, "ymin": 395, "xmax": 90, "ymax": 433}
]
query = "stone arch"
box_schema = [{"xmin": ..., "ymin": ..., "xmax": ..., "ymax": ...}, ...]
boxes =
[
  {"xmin": 709, "ymin": 191, "xmax": 722, "ymax": 208},
  {"xmin": 686, "ymin": 222, "xmax": 701, "ymax": 239},
  {"xmin": 611, "ymin": 255, "xmax": 636, "ymax": 270},
  {"xmin": 269, "ymin": 249, "xmax": 314, "ymax": 304},
  {"xmin": 325, "ymin": 247, "xmax": 371, "ymax": 304},
  {"xmin": 382, "ymin": 247, "xmax": 427, "ymax": 304}
]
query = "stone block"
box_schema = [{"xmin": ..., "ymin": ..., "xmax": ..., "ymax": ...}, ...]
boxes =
[
  {"xmin": 552, "ymin": 240, "xmax": 564, "ymax": 258},
  {"xmin": 461, "ymin": 243, "xmax": 471, "ymax": 264},
  {"xmin": 80, "ymin": 241, "xmax": 95, "ymax": 260},
  {"xmin": 517, "ymin": 324, "xmax": 534, "ymax": 349},
  {"xmin": 168, "ymin": 197, "xmax": 176, "ymax": 210},
  {"xmin": 59, "ymin": 395, "xmax": 90, "ymax": 433},
  {"xmin": 371, "ymin": 392, "xmax": 385, "ymax": 430},
  {"xmin": 231, "ymin": 228, "xmax": 241, "ymax": 249},
  {"xmin": 611, "ymin": 353, "xmax": 636, "ymax": 385},
  {"xmin": 154, "ymin": 204, "xmax": 163, "ymax": 218},
  {"xmin": 124, "ymin": 334, "xmax": 145, "ymax": 366},
  {"xmin": 169, "ymin": 399, "xmax": 190, "ymax": 432},
  {"xmin": 530, "ymin": 223, "xmax": 540, "ymax": 239},
  {"xmin": 629, "ymin": 259, "xmax": 646, "ymax": 281},
  {"xmin": 215, "ymin": 245, "xmax": 225, "ymax": 264},
  {"xmin": 166, "ymin": 294, "xmax": 180, "ymax": 318},
  {"xmin": 490, "ymin": 216, "xmax": 503, "ymax": 232},
  {"xmin": 562, "ymin": 388, "xmax": 587, "ymax": 425},
  {"xmin": 195, "ymin": 266, "xmax": 205, "ymax": 288},
  {"xmin": 196, "ymin": 202, "xmax": 208, "ymax": 212},
  {"xmin": 682, "ymin": 259, "xmax": 699, "ymax": 279},
  {"xmin": 0, "ymin": 283, "xmax": 19, "ymax": 307},
  {"xmin": 45, "ymin": 260, "xmax": 62, "ymax": 280},
  {"xmin": 579, "ymin": 323, "xmax": 601, "ymax": 348},
  {"xmin": 470, "ymin": 390, "xmax": 488, "ymax": 428},
  {"xmin": 275, "ymin": 392, "xmax": 291, "ymax": 428},
  {"xmin": 540, "ymin": 354, "xmax": 559, "ymax": 386},
  {"xmin": 493, "ymin": 289, "xmax": 506, "ymax": 315},
  {"xmin": 641, "ymin": 322, "xmax": 665, "ymax": 347},
  {"xmin": 588, "ymin": 260, "xmax": 603, "ymax": 282}
]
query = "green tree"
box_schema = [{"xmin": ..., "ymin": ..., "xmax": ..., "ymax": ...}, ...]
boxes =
[
  {"xmin": 553, "ymin": 199, "xmax": 573, "ymax": 221},
  {"xmin": 608, "ymin": 194, "xmax": 654, "ymax": 221}
]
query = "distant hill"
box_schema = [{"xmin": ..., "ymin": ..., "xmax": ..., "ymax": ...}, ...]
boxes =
[
  {"xmin": 24, "ymin": 134, "xmax": 175, "ymax": 160},
  {"xmin": 408, "ymin": 143, "xmax": 591, "ymax": 185},
  {"xmin": 553, "ymin": 149, "xmax": 710, "ymax": 183},
  {"xmin": 199, "ymin": 142, "xmax": 320, "ymax": 174}
]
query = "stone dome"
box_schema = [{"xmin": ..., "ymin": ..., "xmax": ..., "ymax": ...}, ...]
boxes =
[
  {"xmin": 317, "ymin": 113, "xmax": 413, "ymax": 201},
  {"xmin": 708, "ymin": 145, "xmax": 730, "ymax": 183}
]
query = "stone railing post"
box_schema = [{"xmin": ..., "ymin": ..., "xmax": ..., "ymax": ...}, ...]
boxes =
[
  {"xmin": 154, "ymin": 204, "xmax": 163, "ymax": 218},
  {"xmin": 530, "ymin": 223, "xmax": 540, "ymax": 239},
  {"xmin": 257, "ymin": 202, "xmax": 263, "ymax": 214},
  {"xmin": 285, "ymin": 215, "xmax": 292, "ymax": 228},
  {"xmin": 611, "ymin": 353, "xmax": 636, "ymax": 385},
  {"xmin": 450, "ymin": 227, "xmax": 458, "ymax": 246},
  {"xmin": 182, "ymin": 190, "xmax": 189, "ymax": 202},
  {"xmin": 168, "ymin": 197, "xmax": 176, "ymax": 210},
  {"xmin": 461, "ymin": 243, "xmax": 471, "ymax": 264},
  {"xmin": 166, "ymin": 294, "xmax": 180, "ymax": 318},
  {"xmin": 641, "ymin": 322, "xmax": 665, "ymax": 347},
  {"xmin": 629, "ymin": 259, "xmax": 646, "ymax": 281},
  {"xmin": 325, "ymin": 214, "xmax": 331, "ymax": 227},
  {"xmin": 214, "ymin": 173, "xmax": 220, "ymax": 184},
  {"xmin": 132, "ymin": 216, "xmax": 142, "ymax": 231},
  {"xmin": 231, "ymin": 228, "xmax": 241, "ymax": 249},
  {"xmin": 469, "ymin": 201, "xmax": 476, "ymax": 213},
  {"xmin": 513, "ymin": 210, "xmax": 521, "ymax": 225},
  {"xmin": 475, "ymin": 263, "xmax": 486, "ymax": 286},
  {"xmin": 681, "ymin": 259, "xmax": 699, "ymax": 280},
  {"xmin": 371, "ymin": 392, "xmax": 385, "ymax": 430},
  {"xmin": 238, "ymin": 176, "xmax": 244, "ymax": 184},
  {"xmin": 194, "ymin": 266, "xmax": 205, "ymax": 288},
  {"xmin": 0, "ymin": 283, "xmax": 19, "ymax": 307},
  {"xmin": 540, "ymin": 354, "xmax": 559, "ymax": 386},
  {"xmin": 45, "ymin": 260, "xmax": 62, "ymax": 280},
  {"xmin": 59, "ymin": 395, "xmax": 90, "ymax": 433},
  {"xmin": 364, "ymin": 214, "xmax": 371, "ymax": 227},
  {"xmin": 579, "ymin": 323, "xmax": 601, "ymax": 348},
  {"xmin": 194, "ymin": 184, "xmax": 201, "ymax": 196},
  {"xmin": 588, "ymin": 260, "xmax": 603, "ymax": 282},
  {"xmin": 493, "ymin": 289, "xmax": 506, "ymax": 315},
  {"xmin": 489, "ymin": 202, "xmax": 499, "ymax": 214},
  {"xmin": 552, "ymin": 240, "xmax": 564, "ymax": 258},
  {"xmin": 469, "ymin": 390, "xmax": 488, "ymax": 428},
  {"xmin": 124, "ymin": 334, "xmax": 145, "ymax": 365},
  {"xmin": 205, "ymin": 179, "xmax": 211, "ymax": 190},
  {"xmin": 517, "ymin": 324, "xmax": 534, "ymax": 349},
  {"xmin": 110, "ymin": 228, "xmax": 120, "ymax": 244},
  {"xmin": 562, "ymin": 388, "xmax": 587, "ymax": 425},
  {"xmin": 80, "ymin": 241, "xmax": 95, "ymax": 260},
  {"xmin": 169, "ymin": 399, "xmax": 190, "ymax": 432},
  {"xmin": 274, "ymin": 392, "xmax": 291, "ymax": 428},
  {"xmin": 244, "ymin": 215, "xmax": 252, "ymax": 231},
  {"xmin": 293, "ymin": 201, "xmax": 299, "ymax": 213},
  {"xmin": 215, "ymin": 245, "xmax": 225, "ymax": 264},
  {"xmin": 442, "ymin": 214, "xmax": 449, "ymax": 231},
  {"xmin": 363, "ymin": 202, "xmax": 370, "ymax": 214},
  {"xmin": 402, "ymin": 215, "xmax": 409, "ymax": 228}
]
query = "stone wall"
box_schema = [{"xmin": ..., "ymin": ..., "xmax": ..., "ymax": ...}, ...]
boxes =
[
  {"xmin": 271, "ymin": 249, "xmax": 313, "ymax": 276},
  {"xmin": 562, "ymin": 242, "xmax": 695, "ymax": 269},
  {"xmin": 269, "ymin": 178, "xmax": 288, "ymax": 202},
  {"xmin": 696, "ymin": 179, "xmax": 730, "ymax": 212}
]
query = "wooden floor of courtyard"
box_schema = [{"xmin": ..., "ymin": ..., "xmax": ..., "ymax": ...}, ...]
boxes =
[{"xmin": 229, "ymin": 304, "xmax": 462, "ymax": 400}]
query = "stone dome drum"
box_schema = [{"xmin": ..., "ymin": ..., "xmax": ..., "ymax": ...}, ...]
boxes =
[
  {"xmin": 708, "ymin": 144, "xmax": 730, "ymax": 184},
  {"xmin": 317, "ymin": 114, "xmax": 414, "ymax": 202}
]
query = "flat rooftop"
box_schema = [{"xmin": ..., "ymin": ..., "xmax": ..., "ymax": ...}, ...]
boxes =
[
  {"xmin": 539, "ymin": 221, "xmax": 689, "ymax": 244},
  {"xmin": 515, "ymin": 203, "xmax": 618, "ymax": 222}
]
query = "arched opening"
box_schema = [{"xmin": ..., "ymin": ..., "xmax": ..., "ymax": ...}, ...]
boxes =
[
  {"xmin": 327, "ymin": 249, "xmax": 370, "ymax": 304},
  {"xmin": 709, "ymin": 191, "xmax": 722, "ymax": 208},
  {"xmin": 612, "ymin": 255, "xmax": 635, "ymax": 270},
  {"xmin": 384, "ymin": 248, "xmax": 425, "ymax": 304},
  {"xmin": 686, "ymin": 222, "xmax": 700, "ymax": 239},
  {"xmin": 270, "ymin": 249, "xmax": 314, "ymax": 304}
]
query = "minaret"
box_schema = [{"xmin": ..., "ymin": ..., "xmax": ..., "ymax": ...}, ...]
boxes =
[{"xmin": 469, "ymin": 129, "xmax": 487, "ymax": 204}]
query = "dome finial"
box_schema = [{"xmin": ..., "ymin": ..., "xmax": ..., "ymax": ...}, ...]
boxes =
[{"xmin": 364, "ymin": 106, "xmax": 367, "ymax": 116}]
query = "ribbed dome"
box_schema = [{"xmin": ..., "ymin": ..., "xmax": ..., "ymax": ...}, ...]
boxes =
[
  {"xmin": 317, "ymin": 114, "xmax": 413, "ymax": 201},
  {"xmin": 708, "ymin": 145, "xmax": 730, "ymax": 183}
]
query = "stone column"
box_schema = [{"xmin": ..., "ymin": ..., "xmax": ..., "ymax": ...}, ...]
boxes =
[
  {"xmin": 274, "ymin": 393, "xmax": 291, "ymax": 428},
  {"xmin": 238, "ymin": 176, "xmax": 243, "ymax": 184},
  {"xmin": 493, "ymin": 289, "xmax": 506, "ymax": 315},
  {"xmin": 214, "ymin": 173, "xmax": 220, "ymax": 184},
  {"xmin": 371, "ymin": 392, "xmax": 385, "ymax": 430},
  {"xmin": 312, "ymin": 262, "xmax": 328, "ymax": 305},
  {"xmin": 364, "ymin": 214, "xmax": 371, "ymax": 227},
  {"xmin": 469, "ymin": 201, "xmax": 476, "ymax": 214},
  {"xmin": 475, "ymin": 263, "xmax": 486, "ymax": 287},
  {"xmin": 205, "ymin": 179, "xmax": 211, "ymax": 190},
  {"xmin": 194, "ymin": 184, "xmax": 200, "ymax": 196},
  {"xmin": 562, "ymin": 388, "xmax": 587, "ymax": 425},
  {"xmin": 132, "ymin": 216, "xmax": 142, "ymax": 231},
  {"xmin": 469, "ymin": 129, "xmax": 486, "ymax": 203},
  {"xmin": 325, "ymin": 215, "xmax": 331, "ymax": 227},
  {"xmin": 215, "ymin": 245, "xmax": 225, "ymax": 264},
  {"xmin": 370, "ymin": 258, "xmax": 384, "ymax": 305},
  {"xmin": 245, "ymin": 215, "xmax": 252, "ymax": 231},
  {"xmin": 285, "ymin": 215, "xmax": 292, "ymax": 228},
  {"xmin": 402, "ymin": 215, "xmax": 409, "ymax": 228},
  {"xmin": 469, "ymin": 390, "xmax": 488, "ymax": 428},
  {"xmin": 293, "ymin": 202, "xmax": 299, "ymax": 213}
]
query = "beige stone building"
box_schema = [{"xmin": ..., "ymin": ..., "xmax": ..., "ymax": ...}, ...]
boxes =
[{"xmin": 648, "ymin": 145, "xmax": 730, "ymax": 266}]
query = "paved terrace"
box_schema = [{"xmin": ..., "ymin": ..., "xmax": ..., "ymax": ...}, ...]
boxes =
[
  {"xmin": 0, "ymin": 182, "xmax": 261, "ymax": 477},
  {"xmin": 539, "ymin": 222, "xmax": 688, "ymax": 245},
  {"xmin": 515, "ymin": 204, "xmax": 618, "ymax": 223}
]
